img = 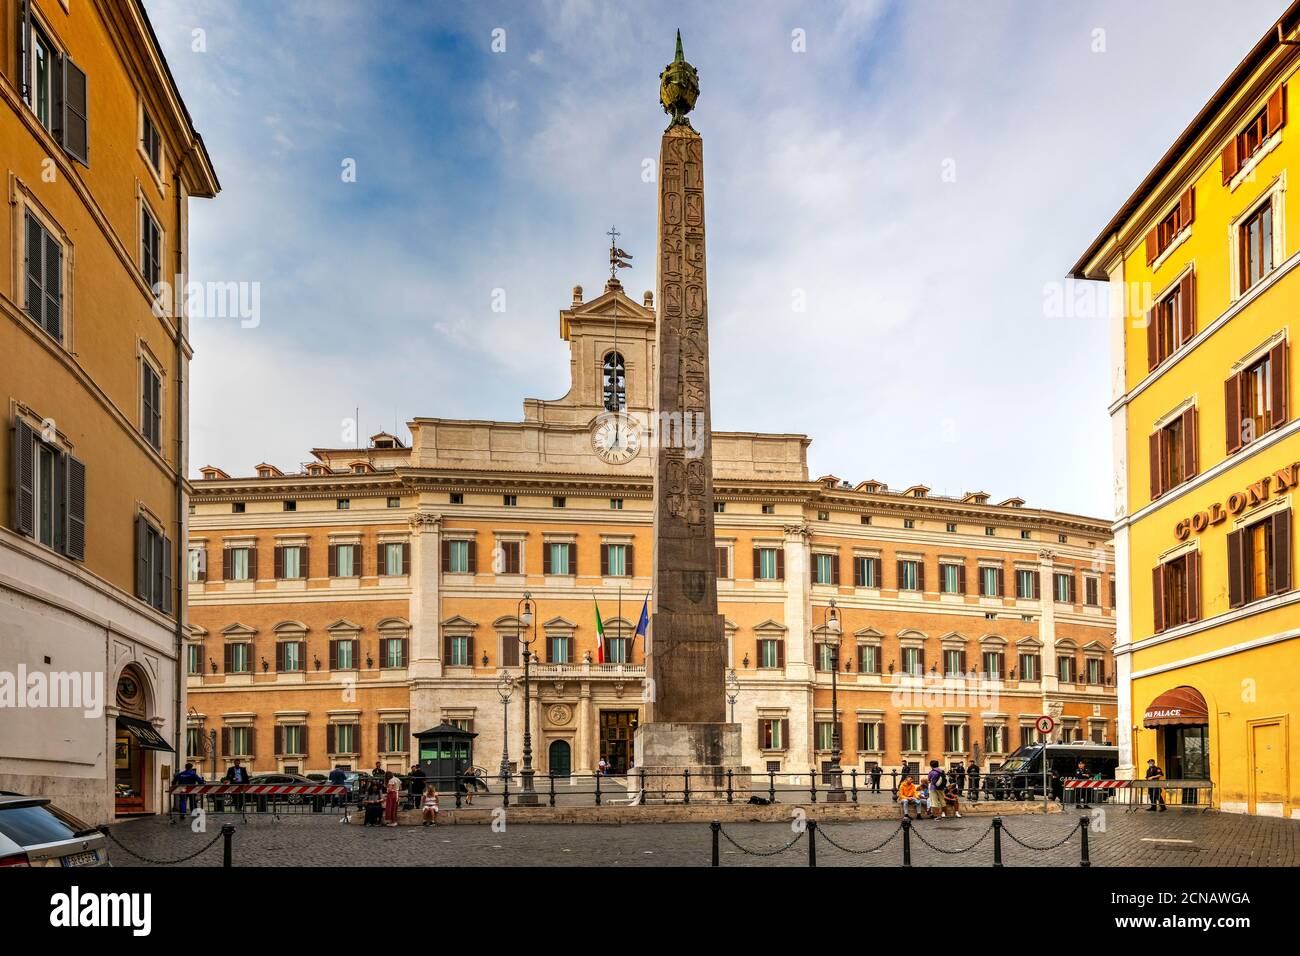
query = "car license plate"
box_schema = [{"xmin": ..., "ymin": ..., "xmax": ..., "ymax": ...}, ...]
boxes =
[{"xmin": 60, "ymin": 851, "xmax": 98, "ymax": 867}]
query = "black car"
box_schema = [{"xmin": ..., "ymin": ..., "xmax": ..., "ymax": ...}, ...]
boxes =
[
  {"xmin": 245, "ymin": 773, "xmax": 330, "ymax": 812},
  {"xmin": 984, "ymin": 743, "xmax": 1119, "ymax": 801}
]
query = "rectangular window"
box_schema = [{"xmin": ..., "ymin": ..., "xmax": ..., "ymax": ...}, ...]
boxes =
[
  {"xmin": 714, "ymin": 501, "xmax": 726, "ymax": 513},
  {"xmin": 1058, "ymin": 656, "xmax": 1077, "ymax": 683},
  {"xmin": 902, "ymin": 724, "xmax": 923, "ymax": 752},
  {"xmin": 813, "ymin": 552, "xmax": 836, "ymax": 585},
  {"xmin": 983, "ymin": 725, "xmax": 1006, "ymax": 755},
  {"xmin": 448, "ymin": 540, "xmax": 470, "ymax": 574},
  {"xmin": 334, "ymin": 724, "xmax": 357, "ymax": 754},
  {"xmin": 1228, "ymin": 509, "xmax": 1292, "ymax": 607},
  {"xmin": 230, "ymin": 727, "xmax": 252, "ymax": 757},
  {"xmin": 816, "ymin": 643, "xmax": 835, "ymax": 671},
  {"xmin": 940, "ymin": 563, "xmax": 961, "ymax": 594},
  {"xmin": 278, "ymin": 545, "xmax": 304, "ymax": 579},
  {"xmin": 897, "ymin": 559, "xmax": 921, "ymax": 591},
  {"xmin": 853, "ymin": 556, "xmax": 880, "ymax": 588},
  {"xmin": 761, "ymin": 504, "xmax": 775, "ymax": 515},
  {"xmin": 943, "ymin": 648, "xmax": 963, "ymax": 676},
  {"xmin": 136, "ymin": 517, "xmax": 172, "ymax": 611},
  {"xmin": 227, "ymin": 547, "xmax": 252, "ymax": 581},
  {"xmin": 387, "ymin": 497, "xmax": 400, "ymax": 508},
  {"xmin": 1016, "ymin": 569, "xmax": 1038, "ymax": 599},
  {"xmin": 715, "ymin": 546, "xmax": 730, "ymax": 579},
  {"xmin": 857, "ymin": 722, "xmax": 882, "ymax": 752},
  {"xmin": 755, "ymin": 547, "xmax": 780, "ymax": 580},
  {"xmin": 980, "ymin": 566, "xmax": 1001, "ymax": 597},
  {"xmin": 814, "ymin": 721, "xmax": 835, "ymax": 751},
  {"xmin": 981, "ymin": 650, "xmax": 1004, "ymax": 679},
  {"xmin": 605, "ymin": 636, "xmax": 629, "ymax": 664},
  {"xmin": 336, "ymin": 499, "xmax": 350, "ymax": 510},
  {"xmin": 332, "ymin": 544, "xmax": 358, "ymax": 577},
  {"xmin": 1146, "ymin": 277, "xmax": 1197, "ymax": 371},
  {"xmin": 23, "ymin": 211, "xmax": 63, "ymax": 341},
  {"xmin": 142, "ymin": 109, "xmax": 162, "ymax": 172},
  {"xmin": 901, "ymin": 646, "xmax": 923, "ymax": 676},
  {"xmin": 1153, "ymin": 550, "xmax": 1202, "ymax": 632},
  {"xmin": 1150, "ymin": 407, "xmax": 1198, "ymax": 498},
  {"xmin": 141, "ymin": 203, "xmax": 162, "ymax": 290},
  {"xmin": 278, "ymin": 725, "xmax": 303, "ymax": 756},
  {"xmin": 548, "ymin": 635, "xmax": 571, "ymax": 664},
  {"xmin": 450, "ymin": 492, "xmax": 464, "ymax": 505},
  {"xmin": 760, "ymin": 719, "xmax": 786, "ymax": 750},
  {"xmin": 382, "ymin": 637, "xmax": 408, "ymax": 668},
  {"xmin": 1018, "ymin": 652, "xmax": 1039, "ymax": 681},
  {"xmin": 186, "ymin": 727, "xmax": 204, "ymax": 755},
  {"xmin": 279, "ymin": 641, "xmax": 303, "ymax": 672},
  {"xmin": 604, "ymin": 543, "xmax": 629, "ymax": 577},
  {"xmin": 944, "ymin": 724, "xmax": 966, "ymax": 753},
  {"xmin": 1053, "ymin": 572, "xmax": 1074, "ymax": 603},
  {"xmin": 499, "ymin": 540, "xmax": 522, "ymax": 574},
  {"xmin": 503, "ymin": 495, "xmax": 518, "ymax": 507},
  {"xmin": 1084, "ymin": 577, "xmax": 1099, "ymax": 607},
  {"xmin": 552, "ymin": 496, "xmax": 566, "ymax": 508},
  {"xmin": 610, "ymin": 498, "xmax": 623, "ymax": 510},
  {"xmin": 30, "ymin": 26, "xmax": 54, "ymax": 130},
  {"xmin": 332, "ymin": 640, "xmax": 356, "ymax": 670},
  {"xmin": 186, "ymin": 644, "xmax": 202, "ymax": 675},
  {"xmin": 546, "ymin": 542, "xmax": 573, "ymax": 575},
  {"xmin": 381, "ymin": 723, "xmax": 409, "ymax": 753},
  {"xmin": 448, "ymin": 634, "xmax": 469, "ymax": 666},
  {"xmin": 1240, "ymin": 201, "xmax": 1274, "ymax": 293},
  {"xmin": 383, "ymin": 542, "xmax": 405, "ymax": 576},
  {"xmin": 1085, "ymin": 658, "xmax": 1104, "ymax": 685},
  {"xmin": 758, "ymin": 639, "xmax": 782, "ymax": 669},
  {"xmin": 225, "ymin": 643, "xmax": 250, "ymax": 674},
  {"xmin": 858, "ymin": 644, "xmax": 879, "ymax": 674},
  {"xmin": 139, "ymin": 360, "xmax": 162, "ymax": 449}
]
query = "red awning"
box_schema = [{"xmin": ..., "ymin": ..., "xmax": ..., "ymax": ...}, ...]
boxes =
[{"xmin": 1143, "ymin": 686, "xmax": 1209, "ymax": 727}]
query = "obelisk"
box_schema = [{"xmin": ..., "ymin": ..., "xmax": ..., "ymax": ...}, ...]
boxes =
[{"xmin": 634, "ymin": 32, "xmax": 746, "ymax": 797}]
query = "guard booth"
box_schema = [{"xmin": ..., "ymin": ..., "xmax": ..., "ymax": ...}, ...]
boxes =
[{"xmin": 415, "ymin": 723, "xmax": 477, "ymax": 792}]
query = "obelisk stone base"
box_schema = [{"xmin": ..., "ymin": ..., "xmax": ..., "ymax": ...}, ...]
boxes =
[{"xmin": 632, "ymin": 722, "xmax": 751, "ymax": 803}]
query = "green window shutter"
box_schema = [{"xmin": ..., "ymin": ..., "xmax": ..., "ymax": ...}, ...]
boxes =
[{"xmin": 60, "ymin": 56, "xmax": 88, "ymax": 164}]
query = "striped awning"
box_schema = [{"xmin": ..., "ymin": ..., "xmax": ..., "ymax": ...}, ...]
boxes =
[{"xmin": 1142, "ymin": 686, "xmax": 1208, "ymax": 727}]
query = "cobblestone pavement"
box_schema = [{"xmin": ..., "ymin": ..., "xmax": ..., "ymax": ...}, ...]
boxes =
[{"xmin": 104, "ymin": 805, "xmax": 1299, "ymax": 867}]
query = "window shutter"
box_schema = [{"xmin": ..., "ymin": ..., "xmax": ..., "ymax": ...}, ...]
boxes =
[
  {"xmin": 61, "ymin": 57, "xmax": 88, "ymax": 165},
  {"xmin": 1179, "ymin": 272, "xmax": 1196, "ymax": 343},
  {"xmin": 776, "ymin": 640, "xmax": 785, "ymax": 667},
  {"xmin": 1149, "ymin": 430, "xmax": 1163, "ymax": 499},
  {"xmin": 329, "ymin": 641, "xmax": 338, "ymax": 671},
  {"xmin": 62, "ymin": 455, "xmax": 83, "ymax": 561},
  {"xmin": 831, "ymin": 553, "xmax": 840, "ymax": 585},
  {"xmin": 1268, "ymin": 84, "xmax": 1286, "ymax": 133},
  {"xmin": 1221, "ymin": 139, "xmax": 1240, "ymax": 185},
  {"xmin": 1144, "ymin": 226, "xmax": 1159, "ymax": 265},
  {"xmin": 275, "ymin": 642, "xmax": 284, "ymax": 672},
  {"xmin": 1225, "ymin": 373, "xmax": 1243, "ymax": 454},
  {"xmin": 921, "ymin": 723, "xmax": 929, "ymax": 753},
  {"xmin": 775, "ymin": 549, "xmax": 784, "ymax": 580},
  {"xmin": 853, "ymin": 557, "xmax": 864, "ymax": 587},
  {"xmin": 134, "ymin": 516, "xmax": 148, "ymax": 600},
  {"xmin": 543, "ymin": 543, "xmax": 553, "ymax": 575},
  {"xmin": 1151, "ymin": 565, "xmax": 1165, "ymax": 633},
  {"xmin": 1146, "ymin": 308, "xmax": 1160, "ymax": 371},
  {"xmin": 12, "ymin": 419, "xmax": 36, "ymax": 537},
  {"xmin": 780, "ymin": 719, "xmax": 790, "ymax": 751},
  {"xmin": 757, "ymin": 721, "xmax": 765, "ymax": 750},
  {"xmin": 223, "ymin": 643, "xmax": 233, "ymax": 673},
  {"xmin": 327, "ymin": 544, "xmax": 338, "ymax": 577},
  {"xmin": 401, "ymin": 637, "xmax": 409, "ymax": 667},
  {"xmin": 300, "ymin": 725, "xmax": 308, "ymax": 757},
  {"xmin": 918, "ymin": 561, "xmax": 926, "ymax": 592},
  {"xmin": 1272, "ymin": 509, "xmax": 1292, "ymax": 595},
  {"xmin": 1181, "ymin": 406, "xmax": 1199, "ymax": 478},
  {"xmin": 352, "ymin": 543, "xmax": 362, "ymax": 577},
  {"xmin": 627, "ymin": 545, "xmax": 635, "ymax": 578},
  {"xmin": 51, "ymin": 453, "xmax": 66, "ymax": 555},
  {"xmin": 567, "ymin": 542, "xmax": 576, "ymax": 576},
  {"xmin": 161, "ymin": 535, "xmax": 173, "ymax": 614},
  {"xmin": 872, "ymin": 558, "xmax": 881, "ymax": 588},
  {"xmin": 1227, "ymin": 528, "xmax": 1245, "ymax": 608},
  {"xmin": 274, "ymin": 546, "xmax": 284, "ymax": 579},
  {"xmin": 1069, "ymin": 574, "xmax": 1077, "ymax": 604},
  {"xmin": 896, "ymin": 560, "xmax": 904, "ymax": 589},
  {"xmin": 959, "ymin": 649, "xmax": 967, "ymax": 673},
  {"xmin": 996, "ymin": 566, "xmax": 1005, "ymax": 596},
  {"xmin": 221, "ymin": 727, "xmax": 230, "ymax": 757},
  {"xmin": 1185, "ymin": 552, "xmax": 1201, "ymax": 624},
  {"xmin": 600, "ymin": 544, "xmax": 609, "ymax": 577},
  {"xmin": 441, "ymin": 538, "xmax": 451, "ymax": 572},
  {"xmin": 957, "ymin": 564, "xmax": 966, "ymax": 595},
  {"xmin": 717, "ymin": 546, "xmax": 728, "ymax": 579},
  {"xmin": 379, "ymin": 723, "xmax": 386, "ymax": 754},
  {"xmin": 402, "ymin": 542, "xmax": 410, "ymax": 573},
  {"xmin": 1178, "ymin": 186, "xmax": 1194, "ymax": 228},
  {"xmin": 1269, "ymin": 342, "xmax": 1288, "ymax": 427},
  {"xmin": 443, "ymin": 633, "xmax": 451, "ymax": 662},
  {"xmin": 197, "ymin": 547, "xmax": 207, "ymax": 582},
  {"xmin": 301, "ymin": 547, "xmax": 310, "ymax": 579},
  {"xmin": 327, "ymin": 724, "xmax": 336, "ymax": 754},
  {"xmin": 248, "ymin": 545, "xmax": 258, "ymax": 580},
  {"xmin": 274, "ymin": 726, "xmax": 283, "ymax": 756}
]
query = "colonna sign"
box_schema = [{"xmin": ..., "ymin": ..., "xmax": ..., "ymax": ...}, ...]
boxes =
[{"xmin": 1173, "ymin": 462, "xmax": 1299, "ymax": 541}]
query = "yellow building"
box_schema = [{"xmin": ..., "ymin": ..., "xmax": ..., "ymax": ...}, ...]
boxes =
[
  {"xmin": 0, "ymin": 0, "xmax": 218, "ymax": 822},
  {"xmin": 1072, "ymin": 3, "xmax": 1300, "ymax": 816},
  {"xmin": 186, "ymin": 275, "xmax": 1117, "ymax": 784}
]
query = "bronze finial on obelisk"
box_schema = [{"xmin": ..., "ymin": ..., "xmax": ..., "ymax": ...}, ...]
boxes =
[{"xmin": 659, "ymin": 29, "xmax": 700, "ymax": 130}]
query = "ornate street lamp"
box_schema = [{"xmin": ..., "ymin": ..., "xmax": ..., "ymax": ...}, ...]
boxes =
[
  {"xmin": 496, "ymin": 672, "xmax": 515, "ymax": 780},
  {"xmin": 822, "ymin": 600, "xmax": 847, "ymax": 803},
  {"xmin": 725, "ymin": 669, "xmax": 740, "ymax": 723},
  {"xmin": 517, "ymin": 592, "xmax": 540, "ymax": 805}
]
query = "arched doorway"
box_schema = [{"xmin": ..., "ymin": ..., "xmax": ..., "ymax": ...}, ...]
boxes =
[
  {"xmin": 113, "ymin": 665, "xmax": 172, "ymax": 816},
  {"xmin": 548, "ymin": 740, "xmax": 572, "ymax": 777},
  {"xmin": 1143, "ymin": 685, "xmax": 1211, "ymax": 804}
]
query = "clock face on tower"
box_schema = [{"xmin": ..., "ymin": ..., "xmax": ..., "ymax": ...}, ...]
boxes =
[{"xmin": 590, "ymin": 411, "xmax": 642, "ymax": 465}]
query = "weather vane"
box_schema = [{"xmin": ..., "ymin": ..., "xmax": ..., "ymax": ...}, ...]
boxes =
[{"xmin": 607, "ymin": 225, "xmax": 633, "ymax": 281}]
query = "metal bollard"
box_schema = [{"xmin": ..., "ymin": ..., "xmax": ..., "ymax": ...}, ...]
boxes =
[
  {"xmin": 809, "ymin": 769, "xmax": 817, "ymax": 804},
  {"xmin": 902, "ymin": 815, "xmax": 912, "ymax": 867},
  {"xmin": 726, "ymin": 769, "xmax": 734, "ymax": 804},
  {"xmin": 992, "ymin": 817, "xmax": 1003, "ymax": 867},
  {"xmin": 683, "ymin": 769, "xmax": 691, "ymax": 805},
  {"xmin": 1080, "ymin": 813, "xmax": 1091, "ymax": 867},
  {"xmin": 549, "ymin": 771, "xmax": 557, "ymax": 807},
  {"xmin": 502, "ymin": 772, "xmax": 510, "ymax": 808},
  {"xmin": 594, "ymin": 771, "xmax": 602, "ymax": 806},
  {"xmin": 221, "ymin": 824, "xmax": 235, "ymax": 868},
  {"xmin": 807, "ymin": 819, "xmax": 817, "ymax": 867},
  {"xmin": 850, "ymin": 769, "xmax": 858, "ymax": 803},
  {"xmin": 711, "ymin": 821, "xmax": 721, "ymax": 867},
  {"xmin": 769, "ymin": 770, "xmax": 776, "ymax": 804}
]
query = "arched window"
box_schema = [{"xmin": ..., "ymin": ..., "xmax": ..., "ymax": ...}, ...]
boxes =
[{"xmin": 602, "ymin": 351, "xmax": 626, "ymax": 411}]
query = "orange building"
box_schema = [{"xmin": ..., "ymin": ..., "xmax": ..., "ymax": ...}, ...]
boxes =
[{"xmin": 185, "ymin": 276, "xmax": 1116, "ymax": 782}]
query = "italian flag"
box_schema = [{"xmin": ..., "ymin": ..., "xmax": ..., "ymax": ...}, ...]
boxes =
[{"xmin": 593, "ymin": 596, "xmax": 605, "ymax": 664}]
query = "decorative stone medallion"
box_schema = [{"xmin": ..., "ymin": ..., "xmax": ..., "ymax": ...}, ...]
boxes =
[{"xmin": 547, "ymin": 704, "xmax": 573, "ymax": 726}]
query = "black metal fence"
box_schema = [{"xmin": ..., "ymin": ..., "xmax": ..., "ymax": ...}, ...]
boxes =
[{"xmin": 710, "ymin": 815, "xmax": 1094, "ymax": 867}]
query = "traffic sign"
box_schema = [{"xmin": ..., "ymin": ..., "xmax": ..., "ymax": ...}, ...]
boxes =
[{"xmin": 1035, "ymin": 715, "xmax": 1055, "ymax": 735}]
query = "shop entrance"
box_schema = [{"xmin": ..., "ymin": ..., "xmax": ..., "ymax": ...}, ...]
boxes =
[{"xmin": 599, "ymin": 710, "xmax": 638, "ymax": 773}]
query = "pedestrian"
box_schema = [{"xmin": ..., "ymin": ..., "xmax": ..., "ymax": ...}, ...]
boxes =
[
  {"xmin": 371, "ymin": 761, "xmax": 385, "ymax": 779},
  {"xmin": 942, "ymin": 782, "xmax": 963, "ymax": 818},
  {"xmin": 916, "ymin": 780, "xmax": 935, "ymax": 818},
  {"xmin": 870, "ymin": 764, "xmax": 882, "ymax": 793},
  {"xmin": 598, "ymin": 757, "xmax": 608, "ymax": 776},
  {"xmin": 926, "ymin": 760, "xmax": 946, "ymax": 818},
  {"xmin": 328, "ymin": 764, "xmax": 347, "ymax": 808},
  {"xmin": 421, "ymin": 786, "xmax": 440, "ymax": 826},
  {"xmin": 363, "ymin": 779, "xmax": 384, "ymax": 826},
  {"xmin": 953, "ymin": 760, "xmax": 966, "ymax": 796},
  {"xmin": 407, "ymin": 764, "xmax": 426, "ymax": 810},
  {"xmin": 1145, "ymin": 758, "xmax": 1167, "ymax": 811},
  {"xmin": 967, "ymin": 761, "xmax": 981, "ymax": 801},
  {"xmin": 384, "ymin": 771, "xmax": 400, "ymax": 826},
  {"xmin": 896, "ymin": 774, "xmax": 922, "ymax": 820},
  {"xmin": 223, "ymin": 758, "xmax": 250, "ymax": 811},
  {"xmin": 460, "ymin": 764, "xmax": 479, "ymax": 805},
  {"xmin": 1074, "ymin": 758, "xmax": 1091, "ymax": 809},
  {"xmin": 171, "ymin": 762, "xmax": 203, "ymax": 815}
]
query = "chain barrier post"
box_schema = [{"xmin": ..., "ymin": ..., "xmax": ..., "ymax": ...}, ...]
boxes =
[
  {"xmin": 850, "ymin": 769, "xmax": 858, "ymax": 803},
  {"xmin": 683, "ymin": 769, "xmax": 691, "ymax": 805},
  {"xmin": 726, "ymin": 769, "xmax": 734, "ymax": 804},
  {"xmin": 901, "ymin": 815, "xmax": 912, "ymax": 866},
  {"xmin": 221, "ymin": 824, "xmax": 235, "ymax": 868},
  {"xmin": 594, "ymin": 771, "xmax": 602, "ymax": 806},
  {"xmin": 1080, "ymin": 813, "xmax": 1091, "ymax": 867},
  {"xmin": 549, "ymin": 771, "xmax": 557, "ymax": 807},
  {"xmin": 809, "ymin": 769, "xmax": 817, "ymax": 803},
  {"xmin": 807, "ymin": 819, "xmax": 817, "ymax": 867},
  {"xmin": 992, "ymin": 816, "xmax": 1003, "ymax": 867},
  {"xmin": 711, "ymin": 821, "xmax": 721, "ymax": 866},
  {"xmin": 768, "ymin": 770, "xmax": 776, "ymax": 803}
]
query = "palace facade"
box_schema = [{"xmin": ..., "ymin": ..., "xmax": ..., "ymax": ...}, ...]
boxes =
[
  {"xmin": 1072, "ymin": 2, "xmax": 1300, "ymax": 816},
  {"xmin": 0, "ymin": 0, "xmax": 218, "ymax": 822},
  {"xmin": 185, "ymin": 276, "xmax": 1117, "ymax": 781}
]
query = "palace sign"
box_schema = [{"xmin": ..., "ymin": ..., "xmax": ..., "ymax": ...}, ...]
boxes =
[{"xmin": 1173, "ymin": 462, "xmax": 1299, "ymax": 541}]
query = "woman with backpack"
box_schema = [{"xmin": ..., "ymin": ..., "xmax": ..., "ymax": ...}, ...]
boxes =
[{"xmin": 926, "ymin": 760, "xmax": 946, "ymax": 819}]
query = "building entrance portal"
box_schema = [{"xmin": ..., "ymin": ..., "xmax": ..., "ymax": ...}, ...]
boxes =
[{"xmin": 600, "ymin": 710, "xmax": 638, "ymax": 773}]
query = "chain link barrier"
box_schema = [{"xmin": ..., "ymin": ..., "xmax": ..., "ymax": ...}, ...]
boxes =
[
  {"xmin": 716, "ymin": 825, "xmax": 805, "ymax": 857},
  {"xmin": 1000, "ymin": 819, "xmax": 1083, "ymax": 851},
  {"xmin": 101, "ymin": 827, "xmax": 226, "ymax": 865},
  {"xmin": 907, "ymin": 820, "xmax": 994, "ymax": 855},
  {"xmin": 816, "ymin": 820, "xmax": 904, "ymax": 855}
]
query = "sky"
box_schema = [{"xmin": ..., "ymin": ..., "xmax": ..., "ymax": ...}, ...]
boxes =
[{"xmin": 145, "ymin": 0, "xmax": 1288, "ymax": 519}]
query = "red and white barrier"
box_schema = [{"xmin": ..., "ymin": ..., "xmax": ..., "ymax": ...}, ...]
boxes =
[
  {"xmin": 1063, "ymin": 780, "xmax": 1130, "ymax": 790},
  {"xmin": 169, "ymin": 784, "xmax": 346, "ymax": 796}
]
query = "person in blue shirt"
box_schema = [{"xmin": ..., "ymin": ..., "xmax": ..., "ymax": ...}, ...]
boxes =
[{"xmin": 171, "ymin": 762, "xmax": 204, "ymax": 814}]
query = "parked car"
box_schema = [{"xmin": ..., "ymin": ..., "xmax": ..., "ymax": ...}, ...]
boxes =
[
  {"xmin": 984, "ymin": 743, "xmax": 1119, "ymax": 801},
  {"xmin": 0, "ymin": 793, "xmax": 109, "ymax": 867}
]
